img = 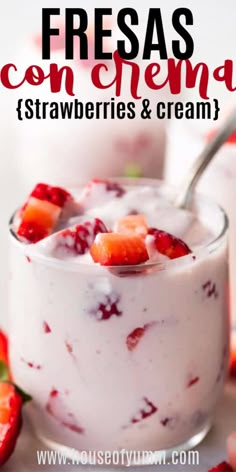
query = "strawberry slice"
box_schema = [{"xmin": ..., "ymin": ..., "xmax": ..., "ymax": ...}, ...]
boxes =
[
  {"xmin": 0, "ymin": 382, "xmax": 22, "ymax": 466},
  {"xmin": 116, "ymin": 214, "xmax": 148, "ymax": 238},
  {"xmin": 207, "ymin": 462, "xmax": 234, "ymax": 472},
  {"xmin": 53, "ymin": 218, "xmax": 108, "ymax": 257},
  {"xmin": 126, "ymin": 324, "xmax": 154, "ymax": 351},
  {"xmin": 17, "ymin": 183, "xmax": 77, "ymax": 244},
  {"xmin": 90, "ymin": 233, "xmax": 149, "ymax": 266},
  {"xmin": 148, "ymin": 228, "xmax": 192, "ymax": 259},
  {"xmin": 227, "ymin": 432, "xmax": 236, "ymax": 472},
  {"xmin": 0, "ymin": 360, "xmax": 31, "ymax": 467},
  {"xmin": 30, "ymin": 183, "xmax": 71, "ymax": 207},
  {"xmin": 0, "ymin": 332, "xmax": 8, "ymax": 367}
]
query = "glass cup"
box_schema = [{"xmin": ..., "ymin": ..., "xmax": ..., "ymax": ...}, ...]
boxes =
[{"xmin": 8, "ymin": 179, "xmax": 229, "ymax": 465}]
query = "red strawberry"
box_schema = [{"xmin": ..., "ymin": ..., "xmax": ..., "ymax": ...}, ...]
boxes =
[
  {"xmin": 0, "ymin": 382, "xmax": 22, "ymax": 466},
  {"xmin": 17, "ymin": 220, "xmax": 49, "ymax": 244},
  {"xmin": 90, "ymin": 233, "xmax": 149, "ymax": 266},
  {"xmin": 17, "ymin": 183, "xmax": 77, "ymax": 244},
  {"xmin": 0, "ymin": 333, "xmax": 12, "ymax": 381},
  {"xmin": 53, "ymin": 218, "xmax": 108, "ymax": 257},
  {"xmin": 0, "ymin": 361, "xmax": 31, "ymax": 467},
  {"xmin": 0, "ymin": 332, "xmax": 8, "ymax": 367},
  {"xmin": 30, "ymin": 183, "xmax": 71, "ymax": 207},
  {"xmin": 148, "ymin": 228, "xmax": 192, "ymax": 259},
  {"xmin": 116, "ymin": 214, "xmax": 148, "ymax": 238},
  {"xmin": 207, "ymin": 462, "xmax": 234, "ymax": 471}
]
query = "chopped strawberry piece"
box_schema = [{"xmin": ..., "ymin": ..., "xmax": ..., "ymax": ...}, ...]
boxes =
[
  {"xmin": 54, "ymin": 218, "xmax": 108, "ymax": 256},
  {"xmin": 116, "ymin": 214, "xmax": 148, "ymax": 238},
  {"xmin": 227, "ymin": 432, "xmax": 236, "ymax": 472},
  {"xmin": 131, "ymin": 397, "xmax": 158, "ymax": 424},
  {"xmin": 43, "ymin": 322, "xmax": 51, "ymax": 334},
  {"xmin": 89, "ymin": 293, "xmax": 122, "ymax": 321},
  {"xmin": 148, "ymin": 228, "xmax": 192, "ymax": 259},
  {"xmin": 126, "ymin": 324, "xmax": 153, "ymax": 351},
  {"xmin": 90, "ymin": 233, "xmax": 149, "ymax": 266},
  {"xmin": 207, "ymin": 461, "xmax": 234, "ymax": 472},
  {"xmin": 31, "ymin": 183, "xmax": 71, "ymax": 208},
  {"xmin": 17, "ymin": 197, "xmax": 61, "ymax": 243},
  {"xmin": 23, "ymin": 197, "xmax": 61, "ymax": 228},
  {"xmin": 91, "ymin": 218, "xmax": 109, "ymax": 236},
  {"xmin": 127, "ymin": 327, "xmax": 146, "ymax": 351},
  {"xmin": 17, "ymin": 221, "xmax": 48, "ymax": 244},
  {"xmin": 17, "ymin": 183, "xmax": 78, "ymax": 244},
  {"xmin": 187, "ymin": 376, "xmax": 200, "ymax": 388},
  {"xmin": 0, "ymin": 382, "xmax": 22, "ymax": 466}
]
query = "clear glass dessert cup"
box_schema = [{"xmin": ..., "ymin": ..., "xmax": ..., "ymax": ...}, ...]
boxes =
[{"xmin": 8, "ymin": 179, "xmax": 229, "ymax": 466}]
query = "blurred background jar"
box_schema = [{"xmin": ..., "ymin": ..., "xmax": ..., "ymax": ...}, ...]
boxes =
[
  {"xmin": 15, "ymin": 17, "xmax": 167, "ymax": 192},
  {"xmin": 165, "ymin": 107, "xmax": 236, "ymax": 332}
]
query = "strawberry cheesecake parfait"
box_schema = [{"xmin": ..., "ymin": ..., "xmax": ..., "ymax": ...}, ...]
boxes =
[{"xmin": 9, "ymin": 178, "xmax": 229, "ymax": 464}]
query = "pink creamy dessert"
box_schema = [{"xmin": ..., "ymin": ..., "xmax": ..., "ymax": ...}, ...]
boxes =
[{"xmin": 9, "ymin": 179, "xmax": 229, "ymax": 461}]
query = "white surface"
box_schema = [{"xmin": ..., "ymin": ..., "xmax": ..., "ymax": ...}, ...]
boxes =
[{"xmin": 3, "ymin": 382, "xmax": 236, "ymax": 471}]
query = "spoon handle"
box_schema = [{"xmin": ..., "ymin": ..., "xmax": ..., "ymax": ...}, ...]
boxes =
[{"xmin": 175, "ymin": 109, "xmax": 236, "ymax": 209}]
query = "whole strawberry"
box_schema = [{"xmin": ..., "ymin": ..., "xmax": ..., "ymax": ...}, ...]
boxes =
[
  {"xmin": 0, "ymin": 332, "xmax": 31, "ymax": 466},
  {"xmin": 0, "ymin": 381, "xmax": 22, "ymax": 466}
]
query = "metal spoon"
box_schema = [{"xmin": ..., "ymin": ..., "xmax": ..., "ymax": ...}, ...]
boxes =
[{"xmin": 175, "ymin": 109, "xmax": 236, "ymax": 209}]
